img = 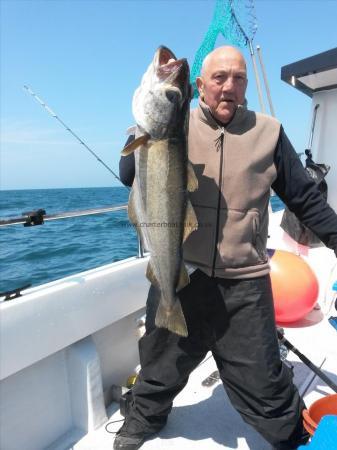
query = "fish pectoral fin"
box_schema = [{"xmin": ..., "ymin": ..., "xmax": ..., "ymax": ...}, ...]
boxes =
[
  {"xmin": 121, "ymin": 134, "xmax": 150, "ymax": 156},
  {"xmin": 146, "ymin": 259, "xmax": 160, "ymax": 288},
  {"xmin": 155, "ymin": 299, "xmax": 188, "ymax": 337},
  {"xmin": 187, "ymin": 162, "xmax": 198, "ymax": 192},
  {"xmin": 183, "ymin": 200, "xmax": 198, "ymax": 242},
  {"xmin": 177, "ymin": 263, "xmax": 190, "ymax": 292}
]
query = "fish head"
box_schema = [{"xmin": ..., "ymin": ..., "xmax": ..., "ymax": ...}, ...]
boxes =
[{"xmin": 132, "ymin": 46, "xmax": 191, "ymax": 139}]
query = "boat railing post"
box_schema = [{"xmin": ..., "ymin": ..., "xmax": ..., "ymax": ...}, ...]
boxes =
[
  {"xmin": 137, "ymin": 233, "xmax": 144, "ymax": 258},
  {"xmin": 248, "ymin": 40, "xmax": 266, "ymax": 113},
  {"xmin": 256, "ymin": 45, "xmax": 275, "ymax": 117}
]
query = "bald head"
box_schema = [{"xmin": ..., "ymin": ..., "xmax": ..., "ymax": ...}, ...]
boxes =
[
  {"xmin": 196, "ymin": 46, "xmax": 248, "ymax": 124},
  {"xmin": 200, "ymin": 46, "xmax": 247, "ymax": 77}
]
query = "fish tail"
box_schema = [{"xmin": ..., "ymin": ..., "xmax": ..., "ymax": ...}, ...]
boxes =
[{"xmin": 155, "ymin": 298, "xmax": 188, "ymax": 337}]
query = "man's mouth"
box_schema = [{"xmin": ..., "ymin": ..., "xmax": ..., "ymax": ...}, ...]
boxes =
[{"xmin": 220, "ymin": 99, "xmax": 235, "ymax": 107}]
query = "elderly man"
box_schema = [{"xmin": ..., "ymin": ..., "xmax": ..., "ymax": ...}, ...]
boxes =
[{"xmin": 115, "ymin": 46, "xmax": 337, "ymax": 450}]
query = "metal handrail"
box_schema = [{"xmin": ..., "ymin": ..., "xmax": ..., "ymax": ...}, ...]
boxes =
[
  {"xmin": 0, "ymin": 203, "xmax": 146, "ymax": 258},
  {"xmin": 0, "ymin": 205, "xmax": 128, "ymax": 227}
]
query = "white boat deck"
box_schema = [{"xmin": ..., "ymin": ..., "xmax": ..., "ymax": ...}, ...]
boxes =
[{"xmin": 73, "ymin": 308, "xmax": 337, "ymax": 450}]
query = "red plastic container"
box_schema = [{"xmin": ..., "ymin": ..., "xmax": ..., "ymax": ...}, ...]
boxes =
[{"xmin": 302, "ymin": 394, "xmax": 337, "ymax": 436}]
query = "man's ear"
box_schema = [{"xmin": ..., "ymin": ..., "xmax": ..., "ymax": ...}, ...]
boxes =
[{"xmin": 196, "ymin": 77, "xmax": 204, "ymax": 99}]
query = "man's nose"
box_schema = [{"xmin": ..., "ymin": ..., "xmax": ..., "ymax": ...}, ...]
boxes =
[{"xmin": 222, "ymin": 77, "xmax": 235, "ymax": 91}]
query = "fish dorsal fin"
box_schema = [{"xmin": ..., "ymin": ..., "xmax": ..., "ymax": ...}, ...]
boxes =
[
  {"xmin": 187, "ymin": 162, "xmax": 198, "ymax": 192},
  {"xmin": 183, "ymin": 200, "xmax": 198, "ymax": 242},
  {"xmin": 177, "ymin": 263, "xmax": 190, "ymax": 292},
  {"xmin": 146, "ymin": 259, "xmax": 160, "ymax": 288},
  {"xmin": 121, "ymin": 134, "xmax": 150, "ymax": 156}
]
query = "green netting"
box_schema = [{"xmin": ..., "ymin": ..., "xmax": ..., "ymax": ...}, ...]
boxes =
[{"xmin": 191, "ymin": 0, "xmax": 257, "ymax": 98}]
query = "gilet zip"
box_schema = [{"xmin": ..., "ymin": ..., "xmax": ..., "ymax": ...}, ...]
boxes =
[{"xmin": 211, "ymin": 128, "xmax": 225, "ymax": 277}]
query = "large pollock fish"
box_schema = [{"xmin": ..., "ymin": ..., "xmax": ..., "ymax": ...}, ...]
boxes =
[{"xmin": 121, "ymin": 46, "xmax": 198, "ymax": 337}]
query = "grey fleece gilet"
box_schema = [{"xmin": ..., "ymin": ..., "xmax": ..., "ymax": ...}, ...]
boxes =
[{"xmin": 183, "ymin": 101, "xmax": 281, "ymax": 279}]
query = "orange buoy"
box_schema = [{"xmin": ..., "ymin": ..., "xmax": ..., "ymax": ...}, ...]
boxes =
[{"xmin": 269, "ymin": 249, "xmax": 319, "ymax": 323}]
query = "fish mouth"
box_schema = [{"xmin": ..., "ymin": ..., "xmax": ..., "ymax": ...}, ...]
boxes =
[
  {"xmin": 158, "ymin": 46, "xmax": 177, "ymax": 66},
  {"xmin": 155, "ymin": 46, "xmax": 188, "ymax": 84}
]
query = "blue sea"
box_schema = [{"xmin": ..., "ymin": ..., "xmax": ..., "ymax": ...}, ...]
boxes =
[
  {"xmin": 0, "ymin": 187, "xmax": 284, "ymax": 293},
  {"xmin": 0, "ymin": 187, "xmax": 137, "ymax": 293}
]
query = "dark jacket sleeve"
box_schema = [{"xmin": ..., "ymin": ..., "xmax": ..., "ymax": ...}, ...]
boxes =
[
  {"xmin": 271, "ymin": 126, "xmax": 337, "ymax": 255},
  {"xmin": 119, "ymin": 135, "xmax": 135, "ymax": 187}
]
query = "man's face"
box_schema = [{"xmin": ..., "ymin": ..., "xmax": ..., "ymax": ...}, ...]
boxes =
[{"xmin": 197, "ymin": 50, "xmax": 247, "ymax": 124}]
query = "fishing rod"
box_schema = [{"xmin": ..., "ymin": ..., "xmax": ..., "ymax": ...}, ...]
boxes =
[
  {"xmin": 277, "ymin": 328, "xmax": 337, "ymax": 393},
  {"xmin": 308, "ymin": 104, "xmax": 320, "ymax": 150},
  {"xmin": 23, "ymin": 85, "xmax": 126, "ymax": 186}
]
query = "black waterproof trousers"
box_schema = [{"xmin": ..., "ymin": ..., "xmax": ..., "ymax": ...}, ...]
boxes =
[{"xmin": 123, "ymin": 270, "xmax": 309, "ymax": 449}]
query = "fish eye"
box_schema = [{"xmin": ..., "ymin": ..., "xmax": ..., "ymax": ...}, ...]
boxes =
[{"xmin": 165, "ymin": 89, "xmax": 180, "ymax": 103}]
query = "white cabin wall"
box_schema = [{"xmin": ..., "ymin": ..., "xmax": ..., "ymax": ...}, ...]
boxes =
[{"xmin": 310, "ymin": 88, "xmax": 337, "ymax": 212}]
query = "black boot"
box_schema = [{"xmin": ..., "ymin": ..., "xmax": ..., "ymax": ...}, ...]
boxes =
[
  {"xmin": 113, "ymin": 418, "xmax": 161, "ymax": 450},
  {"xmin": 113, "ymin": 432, "xmax": 147, "ymax": 450}
]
